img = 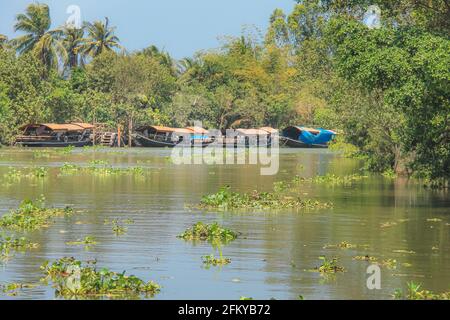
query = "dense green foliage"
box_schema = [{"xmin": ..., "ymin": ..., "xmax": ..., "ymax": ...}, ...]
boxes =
[{"xmin": 0, "ymin": 1, "xmax": 448, "ymax": 184}]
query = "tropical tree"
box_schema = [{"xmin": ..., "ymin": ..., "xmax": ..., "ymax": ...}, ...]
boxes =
[
  {"xmin": 83, "ymin": 18, "xmax": 122, "ymax": 57},
  {"xmin": 60, "ymin": 26, "xmax": 85, "ymax": 70},
  {"xmin": 12, "ymin": 3, "xmax": 64, "ymax": 70},
  {"xmin": 0, "ymin": 34, "xmax": 8, "ymax": 49}
]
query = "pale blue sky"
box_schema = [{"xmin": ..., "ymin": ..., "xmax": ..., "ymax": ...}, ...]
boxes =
[{"xmin": 0, "ymin": 0, "xmax": 295, "ymax": 58}]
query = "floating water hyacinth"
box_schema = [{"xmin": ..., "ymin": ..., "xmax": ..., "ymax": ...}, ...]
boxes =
[
  {"xmin": 0, "ymin": 196, "xmax": 74, "ymax": 231},
  {"xmin": 41, "ymin": 257, "xmax": 160, "ymax": 298},
  {"xmin": 178, "ymin": 222, "xmax": 238, "ymax": 244},
  {"xmin": 198, "ymin": 186, "xmax": 332, "ymax": 211}
]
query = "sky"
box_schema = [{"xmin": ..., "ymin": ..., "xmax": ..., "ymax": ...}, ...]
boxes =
[{"xmin": 0, "ymin": 0, "xmax": 295, "ymax": 59}]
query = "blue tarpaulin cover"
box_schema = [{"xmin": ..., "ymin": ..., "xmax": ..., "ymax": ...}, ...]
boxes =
[{"xmin": 299, "ymin": 129, "xmax": 335, "ymax": 145}]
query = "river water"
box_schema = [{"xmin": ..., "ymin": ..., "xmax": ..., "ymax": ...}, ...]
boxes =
[{"xmin": 0, "ymin": 147, "xmax": 448, "ymax": 300}]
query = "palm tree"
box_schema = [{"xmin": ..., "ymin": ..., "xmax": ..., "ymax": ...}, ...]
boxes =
[
  {"xmin": 0, "ymin": 34, "xmax": 8, "ymax": 49},
  {"xmin": 60, "ymin": 26, "xmax": 85, "ymax": 70},
  {"xmin": 12, "ymin": 3, "xmax": 65, "ymax": 69},
  {"xmin": 83, "ymin": 17, "xmax": 122, "ymax": 57}
]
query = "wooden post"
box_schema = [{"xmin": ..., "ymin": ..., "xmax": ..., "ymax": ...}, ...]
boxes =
[
  {"xmin": 117, "ymin": 125, "xmax": 121, "ymax": 148},
  {"xmin": 128, "ymin": 115, "xmax": 133, "ymax": 148}
]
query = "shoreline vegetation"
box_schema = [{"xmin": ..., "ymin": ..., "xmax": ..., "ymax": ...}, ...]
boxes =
[{"xmin": 0, "ymin": 1, "xmax": 448, "ymax": 188}]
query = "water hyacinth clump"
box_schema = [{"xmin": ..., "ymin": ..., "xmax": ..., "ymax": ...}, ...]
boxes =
[
  {"xmin": 1, "ymin": 236, "xmax": 38, "ymax": 260},
  {"xmin": 202, "ymin": 254, "xmax": 231, "ymax": 267},
  {"xmin": 394, "ymin": 282, "xmax": 450, "ymax": 300},
  {"xmin": 86, "ymin": 160, "xmax": 146, "ymax": 176},
  {"xmin": 295, "ymin": 174, "xmax": 368, "ymax": 187},
  {"xmin": 0, "ymin": 197, "xmax": 73, "ymax": 231},
  {"xmin": 66, "ymin": 236, "xmax": 97, "ymax": 246},
  {"xmin": 59, "ymin": 163, "xmax": 80, "ymax": 175},
  {"xmin": 198, "ymin": 186, "xmax": 332, "ymax": 211},
  {"xmin": 41, "ymin": 257, "xmax": 160, "ymax": 298},
  {"xmin": 315, "ymin": 257, "xmax": 345, "ymax": 274},
  {"xmin": 178, "ymin": 222, "xmax": 238, "ymax": 244}
]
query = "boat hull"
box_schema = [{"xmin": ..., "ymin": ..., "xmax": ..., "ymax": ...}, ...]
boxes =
[
  {"xmin": 15, "ymin": 140, "xmax": 92, "ymax": 148},
  {"xmin": 134, "ymin": 135, "xmax": 213, "ymax": 148},
  {"xmin": 281, "ymin": 137, "xmax": 329, "ymax": 149}
]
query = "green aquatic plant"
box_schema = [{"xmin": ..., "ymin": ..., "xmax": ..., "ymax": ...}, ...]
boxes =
[
  {"xmin": 323, "ymin": 241, "xmax": 356, "ymax": 249},
  {"xmin": 1, "ymin": 236, "xmax": 38, "ymax": 261},
  {"xmin": 59, "ymin": 163, "xmax": 80, "ymax": 175},
  {"xmin": 394, "ymin": 282, "xmax": 450, "ymax": 300},
  {"xmin": 377, "ymin": 259, "xmax": 397, "ymax": 270},
  {"xmin": 0, "ymin": 196, "xmax": 74, "ymax": 231},
  {"xmin": 41, "ymin": 257, "xmax": 160, "ymax": 298},
  {"xmin": 178, "ymin": 222, "xmax": 238, "ymax": 244},
  {"xmin": 111, "ymin": 220, "xmax": 127, "ymax": 236},
  {"xmin": 310, "ymin": 174, "xmax": 367, "ymax": 186},
  {"xmin": 86, "ymin": 160, "xmax": 146, "ymax": 176},
  {"xmin": 89, "ymin": 159, "xmax": 110, "ymax": 166},
  {"xmin": 353, "ymin": 255, "xmax": 377, "ymax": 262},
  {"xmin": 30, "ymin": 167, "xmax": 48, "ymax": 178},
  {"xmin": 1, "ymin": 283, "xmax": 37, "ymax": 296},
  {"xmin": 202, "ymin": 254, "xmax": 231, "ymax": 267},
  {"xmin": 3, "ymin": 168, "xmax": 25, "ymax": 181},
  {"xmin": 32, "ymin": 150, "xmax": 51, "ymax": 158},
  {"xmin": 66, "ymin": 236, "xmax": 97, "ymax": 246},
  {"xmin": 315, "ymin": 257, "xmax": 345, "ymax": 274},
  {"xmin": 198, "ymin": 186, "xmax": 332, "ymax": 211}
]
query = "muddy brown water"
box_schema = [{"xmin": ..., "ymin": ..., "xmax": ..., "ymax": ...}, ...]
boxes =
[{"xmin": 0, "ymin": 147, "xmax": 448, "ymax": 300}]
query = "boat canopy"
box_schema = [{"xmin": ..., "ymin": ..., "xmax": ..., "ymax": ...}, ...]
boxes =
[
  {"xmin": 259, "ymin": 127, "xmax": 278, "ymax": 134},
  {"xmin": 236, "ymin": 128, "xmax": 274, "ymax": 136},
  {"xmin": 136, "ymin": 125, "xmax": 197, "ymax": 135},
  {"xmin": 20, "ymin": 123, "xmax": 94, "ymax": 132},
  {"xmin": 186, "ymin": 127, "xmax": 209, "ymax": 134},
  {"xmin": 283, "ymin": 126, "xmax": 337, "ymax": 145}
]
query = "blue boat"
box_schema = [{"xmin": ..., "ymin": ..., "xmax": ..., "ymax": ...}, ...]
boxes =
[{"xmin": 281, "ymin": 126, "xmax": 337, "ymax": 148}]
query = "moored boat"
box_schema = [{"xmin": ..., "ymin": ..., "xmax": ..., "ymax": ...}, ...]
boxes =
[
  {"xmin": 215, "ymin": 127, "xmax": 278, "ymax": 148},
  {"xmin": 281, "ymin": 126, "xmax": 336, "ymax": 148},
  {"xmin": 15, "ymin": 123, "xmax": 94, "ymax": 147},
  {"xmin": 133, "ymin": 126, "xmax": 214, "ymax": 148}
]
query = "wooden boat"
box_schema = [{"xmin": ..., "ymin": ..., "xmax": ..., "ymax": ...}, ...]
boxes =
[
  {"xmin": 281, "ymin": 126, "xmax": 336, "ymax": 148},
  {"xmin": 215, "ymin": 127, "xmax": 278, "ymax": 148},
  {"xmin": 133, "ymin": 126, "xmax": 214, "ymax": 148},
  {"xmin": 15, "ymin": 123, "xmax": 94, "ymax": 147}
]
